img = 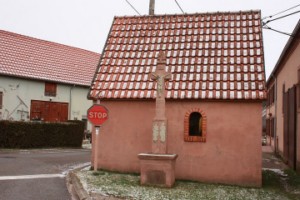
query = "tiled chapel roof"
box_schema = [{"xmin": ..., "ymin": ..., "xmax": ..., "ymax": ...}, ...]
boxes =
[
  {"xmin": 89, "ymin": 10, "xmax": 266, "ymax": 100},
  {"xmin": 0, "ymin": 30, "xmax": 100, "ymax": 86}
]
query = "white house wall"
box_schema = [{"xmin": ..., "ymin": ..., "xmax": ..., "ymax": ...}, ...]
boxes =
[{"xmin": 0, "ymin": 75, "xmax": 92, "ymax": 129}]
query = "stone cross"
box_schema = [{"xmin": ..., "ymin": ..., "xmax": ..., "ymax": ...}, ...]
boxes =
[{"xmin": 150, "ymin": 51, "xmax": 171, "ymax": 154}]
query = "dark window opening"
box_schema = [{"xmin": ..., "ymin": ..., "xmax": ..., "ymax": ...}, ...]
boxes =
[
  {"xmin": 268, "ymin": 84, "xmax": 275, "ymax": 106},
  {"xmin": 298, "ymin": 69, "xmax": 300, "ymax": 108},
  {"xmin": 267, "ymin": 117, "xmax": 275, "ymax": 137},
  {"xmin": 189, "ymin": 112, "xmax": 202, "ymax": 136},
  {"xmin": 282, "ymin": 83, "xmax": 285, "ymax": 113},
  {"xmin": 266, "ymin": 118, "xmax": 270, "ymax": 136}
]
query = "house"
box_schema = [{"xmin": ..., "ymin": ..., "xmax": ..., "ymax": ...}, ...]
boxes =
[
  {"xmin": 266, "ymin": 20, "xmax": 300, "ymax": 171},
  {"xmin": 88, "ymin": 11, "xmax": 266, "ymax": 187},
  {"xmin": 0, "ymin": 30, "xmax": 99, "ymax": 130}
]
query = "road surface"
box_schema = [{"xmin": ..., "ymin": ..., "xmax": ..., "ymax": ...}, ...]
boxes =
[{"xmin": 0, "ymin": 148, "xmax": 91, "ymax": 200}]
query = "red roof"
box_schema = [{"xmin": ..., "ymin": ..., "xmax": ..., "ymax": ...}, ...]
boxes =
[
  {"xmin": 0, "ymin": 30, "xmax": 100, "ymax": 86},
  {"xmin": 89, "ymin": 11, "xmax": 266, "ymax": 100}
]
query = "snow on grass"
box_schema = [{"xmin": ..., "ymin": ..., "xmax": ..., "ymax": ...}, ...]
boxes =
[
  {"xmin": 76, "ymin": 169, "xmax": 292, "ymax": 200},
  {"xmin": 61, "ymin": 162, "xmax": 90, "ymax": 175},
  {"xmin": 263, "ymin": 168, "xmax": 287, "ymax": 177}
]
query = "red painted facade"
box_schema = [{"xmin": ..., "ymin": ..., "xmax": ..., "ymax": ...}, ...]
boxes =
[{"xmin": 92, "ymin": 100, "xmax": 262, "ymax": 187}]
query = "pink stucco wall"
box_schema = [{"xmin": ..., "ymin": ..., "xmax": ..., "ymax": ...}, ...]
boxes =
[{"xmin": 92, "ymin": 100, "xmax": 262, "ymax": 187}]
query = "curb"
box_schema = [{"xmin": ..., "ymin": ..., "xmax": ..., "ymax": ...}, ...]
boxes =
[
  {"xmin": 66, "ymin": 169, "xmax": 123, "ymax": 200},
  {"xmin": 66, "ymin": 170, "xmax": 92, "ymax": 200}
]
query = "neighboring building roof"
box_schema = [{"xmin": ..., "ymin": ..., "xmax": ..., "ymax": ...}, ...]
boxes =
[
  {"xmin": 266, "ymin": 20, "xmax": 300, "ymax": 87},
  {"xmin": 89, "ymin": 11, "xmax": 266, "ymax": 100},
  {"xmin": 0, "ymin": 30, "xmax": 100, "ymax": 86}
]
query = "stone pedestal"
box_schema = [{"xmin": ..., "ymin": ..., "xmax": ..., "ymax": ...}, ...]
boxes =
[{"xmin": 138, "ymin": 153, "xmax": 178, "ymax": 187}]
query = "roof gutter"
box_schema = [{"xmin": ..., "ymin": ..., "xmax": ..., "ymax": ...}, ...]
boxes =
[{"xmin": 69, "ymin": 84, "xmax": 75, "ymax": 120}]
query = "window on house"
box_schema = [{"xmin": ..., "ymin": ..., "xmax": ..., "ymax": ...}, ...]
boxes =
[
  {"xmin": 267, "ymin": 90, "xmax": 269, "ymax": 106},
  {"xmin": 0, "ymin": 91, "xmax": 3, "ymax": 109},
  {"xmin": 272, "ymin": 86, "xmax": 275, "ymax": 104},
  {"xmin": 298, "ymin": 68, "xmax": 300, "ymax": 83},
  {"xmin": 45, "ymin": 82, "xmax": 57, "ymax": 97},
  {"xmin": 298, "ymin": 69, "xmax": 300, "ymax": 109},
  {"xmin": 266, "ymin": 117, "xmax": 275, "ymax": 137},
  {"xmin": 267, "ymin": 84, "xmax": 275, "ymax": 106},
  {"xmin": 282, "ymin": 83, "xmax": 285, "ymax": 113},
  {"xmin": 184, "ymin": 109, "xmax": 207, "ymax": 142},
  {"xmin": 266, "ymin": 118, "xmax": 270, "ymax": 136},
  {"xmin": 270, "ymin": 117, "xmax": 275, "ymax": 138},
  {"xmin": 189, "ymin": 112, "xmax": 202, "ymax": 136}
]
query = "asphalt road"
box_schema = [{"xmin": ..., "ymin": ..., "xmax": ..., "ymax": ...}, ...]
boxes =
[{"xmin": 0, "ymin": 148, "xmax": 91, "ymax": 200}]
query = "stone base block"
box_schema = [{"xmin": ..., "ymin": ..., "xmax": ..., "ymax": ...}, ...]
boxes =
[{"xmin": 138, "ymin": 153, "xmax": 178, "ymax": 187}]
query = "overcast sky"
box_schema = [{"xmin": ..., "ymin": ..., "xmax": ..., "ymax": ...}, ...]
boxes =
[{"xmin": 0, "ymin": 0, "xmax": 299, "ymax": 79}]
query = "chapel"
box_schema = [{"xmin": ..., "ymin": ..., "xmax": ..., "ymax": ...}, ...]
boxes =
[{"xmin": 88, "ymin": 10, "xmax": 266, "ymax": 187}]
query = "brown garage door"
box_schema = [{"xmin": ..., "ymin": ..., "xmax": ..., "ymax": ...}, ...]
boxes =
[{"xmin": 30, "ymin": 100, "xmax": 68, "ymax": 122}]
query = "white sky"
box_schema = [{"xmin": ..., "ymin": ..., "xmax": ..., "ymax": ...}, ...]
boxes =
[{"xmin": 0, "ymin": 0, "xmax": 299, "ymax": 79}]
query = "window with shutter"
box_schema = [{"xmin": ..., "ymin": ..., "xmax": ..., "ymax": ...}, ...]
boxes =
[
  {"xmin": 45, "ymin": 82, "xmax": 57, "ymax": 97},
  {"xmin": 0, "ymin": 92, "xmax": 3, "ymax": 109}
]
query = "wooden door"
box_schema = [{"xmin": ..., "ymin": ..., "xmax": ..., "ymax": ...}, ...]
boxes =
[
  {"xmin": 30, "ymin": 100, "xmax": 43, "ymax": 120},
  {"xmin": 30, "ymin": 100, "xmax": 68, "ymax": 122},
  {"xmin": 60, "ymin": 103, "xmax": 68, "ymax": 122}
]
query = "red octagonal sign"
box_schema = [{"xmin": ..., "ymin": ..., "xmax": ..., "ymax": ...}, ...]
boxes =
[{"xmin": 87, "ymin": 104, "xmax": 109, "ymax": 125}]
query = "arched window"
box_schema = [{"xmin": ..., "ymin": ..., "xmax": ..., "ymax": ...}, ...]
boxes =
[
  {"xmin": 189, "ymin": 112, "xmax": 202, "ymax": 136},
  {"xmin": 184, "ymin": 108, "xmax": 207, "ymax": 142}
]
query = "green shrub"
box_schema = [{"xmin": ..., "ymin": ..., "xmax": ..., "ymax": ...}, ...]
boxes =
[{"xmin": 0, "ymin": 120, "xmax": 84, "ymax": 148}]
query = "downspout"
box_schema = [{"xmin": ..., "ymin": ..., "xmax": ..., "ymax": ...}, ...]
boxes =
[{"xmin": 69, "ymin": 85, "xmax": 75, "ymax": 120}]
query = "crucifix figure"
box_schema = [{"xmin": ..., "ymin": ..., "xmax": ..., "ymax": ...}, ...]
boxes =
[
  {"xmin": 138, "ymin": 51, "xmax": 177, "ymax": 188},
  {"xmin": 150, "ymin": 51, "xmax": 171, "ymax": 154}
]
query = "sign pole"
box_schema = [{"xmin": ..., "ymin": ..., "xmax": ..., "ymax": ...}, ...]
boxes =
[
  {"xmin": 94, "ymin": 126, "xmax": 100, "ymax": 171},
  {"xmin": 87, "ymin": 100, "xmax": 108, "ymax": 172},
  {"xmin": 94, "ymin": 99, "xmax": 100, "ymax": 171}
]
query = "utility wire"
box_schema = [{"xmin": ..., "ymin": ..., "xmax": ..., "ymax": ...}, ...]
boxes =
[
  {"xmin": 125, "ymin": 0, "xmax": 141, "ymax": 16},
  {"xmin": 263, "ymin": 10, "xmax": 300, "ymax": 25},
  {"xmin": 261, "ymin": 4, "xmax": 300, "ymax": 37},
  {"xmin": 262, "ymin": 4, "xmax": 300, "ymax": 20},
  {"xmin": 174, "ymin": 0, "xmax": 185, "ymax": 14},
  {"xmin": 263, "ymin": 25, "xmax": 294, "ymax": 37}
]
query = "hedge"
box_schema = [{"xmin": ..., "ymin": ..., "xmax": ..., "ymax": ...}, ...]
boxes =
[{"xmin": 0, "ymin": 120, "xmax": 84, "ymax": 148}]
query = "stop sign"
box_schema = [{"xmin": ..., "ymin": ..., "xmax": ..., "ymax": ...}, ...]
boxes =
[{"xmin": 87, "ymin": 104, "xmax": 109, "ymax": 125}]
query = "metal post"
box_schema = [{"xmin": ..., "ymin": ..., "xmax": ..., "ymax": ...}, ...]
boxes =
[{"xmin": 94, "ymin": 126, "xmax": 100, "ymax": 171}]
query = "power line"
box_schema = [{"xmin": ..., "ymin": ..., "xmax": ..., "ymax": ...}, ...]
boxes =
[
  {"xmin": 263, "ymin": 25, "xmax": 294, "ymax": 37},
  {"xmin": 174, "ymin": 0, "xmax": 185, "ymax": 14},
  {"xmin": 125, "ymin": 0, "xmax": 141, "ymax": 16},
  {"xmin": 262, "ymin": 4, "xmax": 300, "ymax": 20},
  {"xmin": 263, "ymin": 10, "xmax": 300, "ymax": 25}
]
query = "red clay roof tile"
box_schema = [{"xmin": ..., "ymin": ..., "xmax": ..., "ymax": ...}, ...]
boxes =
[
  {"xmin": 89, "ymin": 11, "xmax": 266, "ymax": 100},
  {"xmin": 0, "ymin": 30, "xmax": 100, "ymax": 86}
]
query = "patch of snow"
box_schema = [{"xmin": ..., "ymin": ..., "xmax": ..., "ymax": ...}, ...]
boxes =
[
  {"xmin": 62, "ymin": 162, "xmax": 90, "ymax": 175},
  {"xmin": 263, "ymin": 168, "xmax": 288, "ymax": 177}
]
